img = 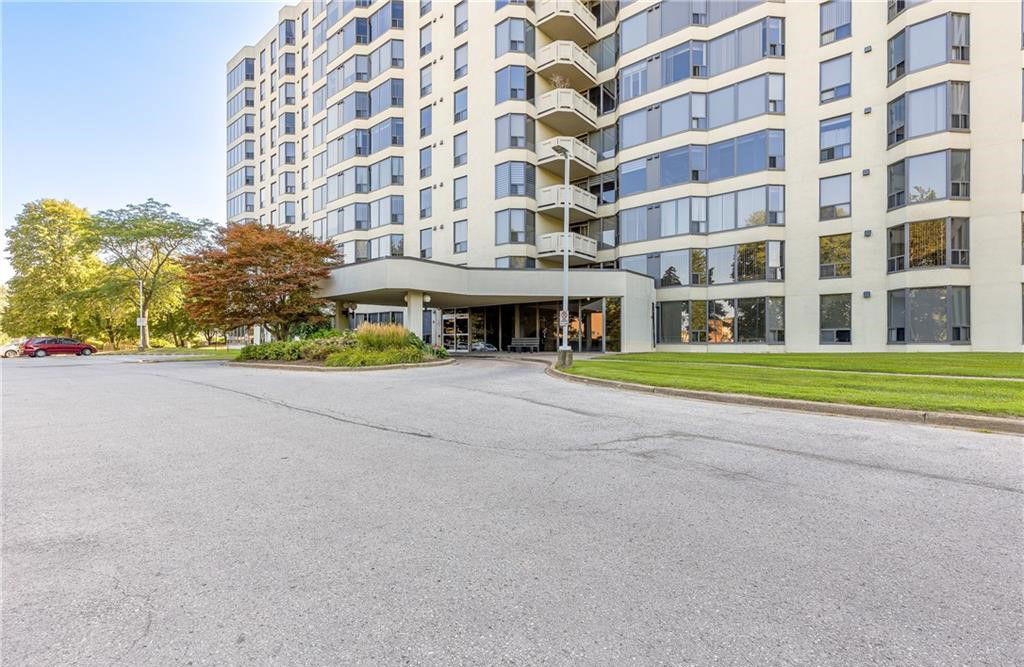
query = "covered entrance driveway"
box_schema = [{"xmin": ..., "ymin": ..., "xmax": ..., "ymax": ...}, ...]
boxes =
[{"xmin": 316, "ymin": 257, "xmax": 656, "ymax": 353}]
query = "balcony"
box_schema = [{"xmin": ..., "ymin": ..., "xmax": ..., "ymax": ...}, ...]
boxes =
[
  {"xmin": 536, "ymin": 232, "xmax": 598, "ymax": 265},
  {"xmin": 537, "ymin": 137, "xmax": 598, "ymax": 180},
  {"xmin": 537, "ymin": 184, "xmax": 598, "ymax": 223},
  {"xmin": 535, "ymin": 0, "xmax": 597, "ymax": 46},
  {"xmin": 535, "ymin": 41, "xmax": 597, "ymax": 89},
  {"xmin": 536, "ymin": 88, "xmax": 597, "ymax": 136}
]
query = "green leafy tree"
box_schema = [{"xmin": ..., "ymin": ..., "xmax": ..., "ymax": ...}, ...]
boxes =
[
  {"xmin": 67, "ymin": 266, "xmax": 139, "ymax": 349},
  {"xmin": 152, "ymin": 295, "xmax": 201, "ymax": 348},
  {"xmin": 89, "ymin": 199, "xmax": 210, "ymax": 348},
  {"xmin": 2, "ymin": 199, "xmax": 101, "ymax": 337}
]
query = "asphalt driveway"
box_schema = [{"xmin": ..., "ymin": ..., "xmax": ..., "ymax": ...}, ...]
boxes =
[{"xmin": 2, "ymin": 355, "xmax": 1022, "ymax": 665}]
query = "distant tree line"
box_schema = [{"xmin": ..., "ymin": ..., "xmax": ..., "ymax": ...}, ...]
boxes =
[{"xmin": 2, "ymin": 199, "xmax": 340, "ymax": 349}]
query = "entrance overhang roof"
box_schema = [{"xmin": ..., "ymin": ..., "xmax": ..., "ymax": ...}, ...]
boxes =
[{"xmin": 317, "ymin": 257, "xmax": 655, "ymax": 309}]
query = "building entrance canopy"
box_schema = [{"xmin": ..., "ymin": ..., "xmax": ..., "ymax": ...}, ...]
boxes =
[{"xmin": 317, "ymin": 257, "xmax": 656, "ymax": 351}]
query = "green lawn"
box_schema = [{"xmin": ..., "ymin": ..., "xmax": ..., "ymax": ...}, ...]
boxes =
[
  {"xmin": 565, "ymin": 354, "xmax": 1024, "ymax": 418},
  {"xmin": 598, "ymin": 352, "xmax": 1024, "ymax": 379}
]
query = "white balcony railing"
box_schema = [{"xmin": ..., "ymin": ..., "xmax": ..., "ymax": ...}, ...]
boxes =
[
  {"xmin": 537, "ymin": 184, "xmax": 598, "ymax": 218},
  {"xmin": 537, "ymin": 136, "xmax": 598, "ymax": 172},
  {"xmin": 536, "ymin": 88, "xmax": 598, "ymax": 130},
  {"xmin": 536, "ymin": 232, "xmax": 599, "ymax": 260},
  {"xmin": 535, "ymin": 0, "xmax": 598, "ymax": 43},
  {"xmin": 536, "ymin": 40, "xmax": 597, "ymax": 84}
]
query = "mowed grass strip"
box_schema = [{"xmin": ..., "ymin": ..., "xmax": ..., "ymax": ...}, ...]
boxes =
[
  {"xmin": 601, "ymin": 352, "xmax": 1024, "ymax": 379},
  {"xmin": 565, "ymin": 359, "xmax": 1024, "ymax": 417}
]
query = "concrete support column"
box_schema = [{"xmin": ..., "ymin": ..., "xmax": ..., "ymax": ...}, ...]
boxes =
[{"xmin": 405, "ymin": 291, "xmax": 424, "ymax": 338}]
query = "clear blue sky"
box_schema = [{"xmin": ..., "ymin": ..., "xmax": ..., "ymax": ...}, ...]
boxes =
[{"xmin": 1, "ymin": 1, "xmax": 284, "ymax": 281}]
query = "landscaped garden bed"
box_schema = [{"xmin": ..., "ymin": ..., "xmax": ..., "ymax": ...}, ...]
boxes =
[{"xmin": 234, "ymin": 324, "xmax": 448, "ymax": 369}]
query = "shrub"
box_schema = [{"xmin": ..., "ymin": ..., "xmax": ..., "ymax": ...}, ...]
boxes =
[
  {"xmin": 303, "ymin": 328, "xmax": 348, "ymax": 340},
  {"xmin": 429, "ymin": 344, "xmax": 449, "ymax": 359},
  {"xmin": 355, "ymin": 323, "xmax": 411, "ymax": 351},
  {"xmin": 148, "ymin": 337, "xmax": 173, "ymax": 349},
  {"xmin": 238, "ymin": 340, "xmax": 303, "ymax": 361},
  {"xmin": 297, "ymin": 335, "xmax": 356, "ymax": 360},
  {"xmin": 405, "ymin": 330, "xmax": 428, "ymax": 352},
  {"xmin": 324, "ymin": 346, "xmax": 425, "ymax": 367}
]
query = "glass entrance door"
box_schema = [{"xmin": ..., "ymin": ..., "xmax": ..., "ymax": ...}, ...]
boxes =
[
  {"xmin": 442, "ymin": 309, "xmax": 469, "ymax": 352},
  {"xmin": 581, "ymin": 299, "xmax": 604, "ymax": 352}
]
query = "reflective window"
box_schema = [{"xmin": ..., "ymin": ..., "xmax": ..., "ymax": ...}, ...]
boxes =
[
  {"xmin": 496, "ymin": 65, "xmax": 534, "ymax": 103},
  {"xmin": 819, "ymin": 174, "xmax": 851, "ymax": 220},
  {"xmin": 495, "ymin": 113, "xmax": 535, "ymax": 150},
  {"xmin": 820, "ymin": 115, "xmax": 851, "ymax": 162},
  {"xmin": 820, "ymin": 0, "xmax": 851, "ymax": 45},
  {"xmin": 820, "ymin": 54, "xmax": 851, "ymax": 102},
  {"xmin": 420, "ymin": 64, "xmax": 432, "ymax": 96},
  {"xmin": 887, "ymin": 218, "xmax": 969, "ymax": 272},
  {"xmin": 420, "ymin": 105, "xmax": 432, "ymax": 137},
  {"xmin": 888, "ymin": 13, "xmax": 969, "ymax": 83},
  {"xmin": 495, "ymin": 256, "xmax": 536, "ymax": 269},
  {"xmin": 888, "ymin": 150, "xmax": 970, "ymax": 209},
  {"xmin": 419, "ymin": 227, "xmax": 432, "ymax": 258},
  {"xmin": 820, "ymin": 294, "xmax": 852, "ymax": 343},
  {"xmin": 419, "ymin": 146, "xmax": 432, "ymax": 178},
  {"xmin": 419, "ymin": 187, "xmax": 432, "ymax": 218},
  {"xmin": 819, "ymin": 233, "xmax": 852, "ymax": 278},
  {"xmin": 620, "ymin": 1, "xmax": 770, "ymax": 55},
  {"xmin": 618, "ymin": 17, "xmax": 783, "ymax": 103},
  {"xmin": 454, "ymin": 44, "xmax": 468, "ymax": 79},
  {"xmin": 453, "ymin": 88, "xmax": 468, "ymax": 122},
  {"xmin": 453, "ymin": 176, "xmax": 468, "ymax": 209},
  {"xmin": 495, "ymin": 17, "xmax": 534, "ymax": 57},
  {"xmin": 495, "ymin": 209, "xmax": 536, "ymax": 245},
  {"xmin": 495, "ymin": 162, "xmax": 536, "ymax": 198},
  {"xmin": 420, "ymin": 24, "xmax": 431, "ymax": 55},
  {"xmin": 453, "ymin": 219, "xmax": 467, "ymax": 253},
  {"xmin": 454, "ymin": 0, "xmax": 468, "ymax": 35},
  {"xmin": 888, "ymin": 286, "xmax": 970, "ymax": 343},
  {"xmin": 453, "ymin": 132, "xmax": 468, "ymax": 166},
  {"xmin": 887, "ymin": 81, "xmax": 969, "ymax": 146},
  {"xmin": 707, "ymin": 246, "xmax": 735, "ymax": 285}
]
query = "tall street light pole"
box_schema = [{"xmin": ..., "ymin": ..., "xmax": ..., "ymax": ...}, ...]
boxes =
[
  {"xmin": 137, "ymin": 279, "xmax": 145, "ymax": 351},
  {"xmin": 551, "ymin": 143, "xmax": 572, "ymax": 369}
]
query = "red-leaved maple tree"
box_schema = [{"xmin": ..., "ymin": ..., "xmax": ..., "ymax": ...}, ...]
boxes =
[{"xmin": 182, "ymin": 221, "xmax": 339, "ymax": 340}]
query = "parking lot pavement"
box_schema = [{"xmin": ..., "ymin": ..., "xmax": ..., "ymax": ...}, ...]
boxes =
[{"xmin": 3, "ymin": 356, "xmax": 1022, "ymax": 665}]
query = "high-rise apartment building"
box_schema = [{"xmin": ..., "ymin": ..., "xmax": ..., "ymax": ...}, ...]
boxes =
[{"xmin": 226, "ymin": 0, "xmax": 1024, "ymax": 353}]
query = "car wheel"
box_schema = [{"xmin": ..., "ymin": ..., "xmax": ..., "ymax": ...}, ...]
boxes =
[
  {"xmin": 81, "ymin": 348, "xmax": 93, "ymax": 356},
  {"xmin": 3, "ymin": 350, "xmax": 15, "ymax": 358},
  {"xmin": 34, "ymin": 349, "xmax": 47, "ymax": 358}
]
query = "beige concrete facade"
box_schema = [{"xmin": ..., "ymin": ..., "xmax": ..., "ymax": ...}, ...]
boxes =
[{"xmin": 227, "ymin": 0, "xmax": 1024, "ymax": 352}]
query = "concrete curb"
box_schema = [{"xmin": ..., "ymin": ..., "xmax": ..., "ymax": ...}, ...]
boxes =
[
  {"xmin": 229, "ymin": 358, "xmax": 455, "ymax": 372},
  {"xmin": 546, "ymin": 365, "xmax": 1024, "ymax": 436}
]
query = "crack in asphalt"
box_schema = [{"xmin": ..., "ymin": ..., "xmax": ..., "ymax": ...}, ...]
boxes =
[
  {"xmin": 571, "ymin": 430, "xmax": 1024, "ymax": 495},
  {"xmin": 448, "ymin": 384, "xmax": 614, "ymax": 419},
  {"xmin": 145, "ymin": 373, "xmax": 540, "ymax": 460},
  {"xmin": 147, "ymin": 371, "xmax": 1022, "ymax": 495}
]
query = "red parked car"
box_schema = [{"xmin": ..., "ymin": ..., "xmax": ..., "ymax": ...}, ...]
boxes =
[{"xmin": 20, "ymin": 337, "xmax": 97, "ymax": 358}]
